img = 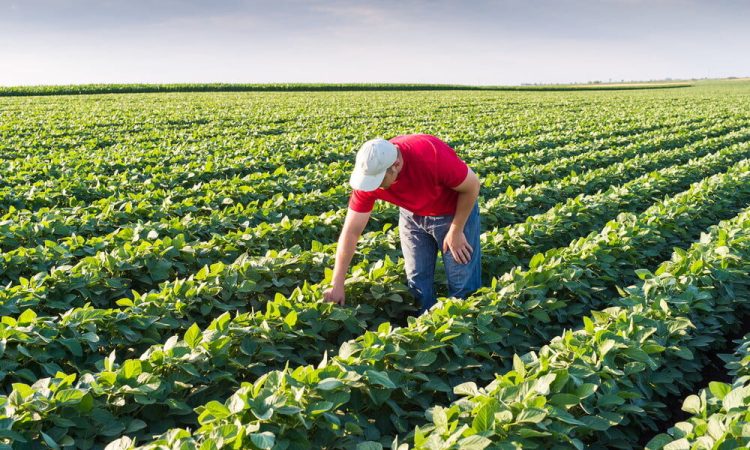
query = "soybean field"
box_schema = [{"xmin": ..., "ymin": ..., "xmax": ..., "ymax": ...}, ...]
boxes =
[{"xmin": 1, "ymin": 80, "xmax": 750, "ymax": 449}]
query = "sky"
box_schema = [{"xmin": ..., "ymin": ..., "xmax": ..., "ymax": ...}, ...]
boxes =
[{"xmin": 1, "ymin": 0, "xmax": 748, "ymax": 86}]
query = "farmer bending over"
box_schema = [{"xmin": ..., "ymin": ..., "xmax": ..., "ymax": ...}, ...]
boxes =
[{"xmin": 323, "ymin": 134, "xmax": 482, "ymax": 314}]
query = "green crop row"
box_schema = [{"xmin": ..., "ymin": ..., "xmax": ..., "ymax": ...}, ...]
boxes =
[
  {"xmin": 0, "ymin": 133, "xmax": 351, "ymax": 209},
  {"xmin": 1, "ymin": 137, "xmax": 747, "ymax": 395},
  {"xmin": 405, "ymin": 210, "xmax": 750, "ymax": 449},
  {"xmin": 4, "ymin": 105, "xmax": 673, "ymax": 209},
  {"xmin": 4, "ymin": 154, "xmax": 748, "ymax": 448},
  {"xmin": 91, "ymin": 156, "xmax": 750, "ymax": 450},
  {"xmin": 3, "ymin": 126, "xmax": 749, "ymax": 297},
  {"xmin": 645, "ymin": 332, "xmax": 750, "ymax": 449},
  {"xmin": 2, "ymin": 114, "xmax": 724, "ymax": 253},
  {"xmin": 3, "ymin": 130, "xmax": 748, "ymax": 326},
  {"xmin": 2, "ymin": 133, "xmax": 748, "ymax": 358},
  {"xmin": 479, "ymin": 138, "xmax": 750, "ymax": 281},
  {"xmin": 2, "ymin": 84, "xmax": 749, "ymax": 450},
  {"xmin": 0, "ymin": 116, "xmax": 692, "ymax": 255},
  {"xmin": 1, "ymin": 101, "xmax": 669, "ymax": 191}
]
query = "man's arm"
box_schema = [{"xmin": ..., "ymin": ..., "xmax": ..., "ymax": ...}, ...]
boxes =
[
  {"xmin": 323, "ymin": 208, "xmax": 371, "ymax": 305},
  {"xmin": 443, "ymin": 168, "xmax": 481, "ymax": 264}
]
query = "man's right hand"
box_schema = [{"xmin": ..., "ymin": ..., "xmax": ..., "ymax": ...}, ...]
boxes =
[{"xmin": 323, "ymin": 285, "xmax": 345, "ymax": 306}]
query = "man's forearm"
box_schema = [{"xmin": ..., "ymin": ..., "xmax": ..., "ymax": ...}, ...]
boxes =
[
  {"xmin": 450, "ymin": 189, "xmax": 479, "ymax": 232},
  {"xmin": 332, "ymin": 231, "xmax": 359, "ymax": 287}
]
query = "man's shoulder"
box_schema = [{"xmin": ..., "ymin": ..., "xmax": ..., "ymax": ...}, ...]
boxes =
[
  {"xmin": 389, "ymin": 133, "xmax": 441, "ymax": 144},
  {"xmin": 390, "ymin": 134, "xmax": 450, "ymax": 151}
]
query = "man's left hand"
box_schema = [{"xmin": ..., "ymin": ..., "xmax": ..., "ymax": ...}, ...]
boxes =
[{"xmin": 443, "ymin": 229, "xmax": 473, "ymax": 264}]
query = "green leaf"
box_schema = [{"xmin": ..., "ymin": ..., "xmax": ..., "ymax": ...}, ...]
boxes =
[
  {"xmin": 529, "ymin": 253, "xmax": 545, "ymax": 269},
  {"xmin": 414, "ymin": 426, "xmax": 426, "ymax": 446},
  {"xmin": 147, "ymin": 259, "xmax": 172, "ymax": 281},
  {"xmin": 60, "ymin": 338, "xmax": 83, "ymax": 357},
  {"xmin": 125, "ymin": 419, "xmax": 147, "ymax": 433},
  {"xmin": 495, "ymin": 410, "xmax": 513, "ymax": 424},
  {"xmin": 249, "ymin": 432, "xmax": 275, "ymax": 449},
  {"xmin": 597, "ymin": 394, "xmax": 625, "ymax": 407},
  {"xmin": 672, "ymin": 422, "xmax": 693, "ymax": 438},
  {"xmin": 689, "ymin": 258, "xmax": 704, "ymax": 273},
  {"xmin": 708, "ymin": 381, "xmax": 731, "ymax": 401},
  {"xmin": 706, "ymin": 416, "xmax": 725, "ymax": 440},
  {"xmin": 515, "ymin": 407, "xmax": 547, "ymax": 423},
  {"xmin": 283, "ymin": 310, "xmax": 297, "ymax": 327},
  {"xmin": 41, "ymin": 432, "xmax": 60, "ymax": 449},
  {"xmin": 308, "ymin": 401, "xmax": 334, "ymax": 414},
  {"xmin": 104, "ymin": 437, "xmax": 133, "ymax": 450},
  {"xmin": 579, "ymin": 415, "xmax": 612, "ymax": 431},
  {"xmin": 575, "ymin": 383, "xmax": 598, "ymax": 399},
  {"xmin": 472, "ymin": 399, "xmax": 499, "ymax": 432},
  {"xmin": 365, "ymin": 370, "xmax": 396, "ymax": 389},
  {"xmin": 583, "ymin": 316, "xmax": 595, "ymax": 334},
  {"xmin": 413, "ymin": 351, "xmax": 437, "ymax": 367},
  {"xmin": 184, "ymin": 323, "xmax": 202, "ymax": 349},
  {"xmin": 518, "ymin": 428, "xmax": 552, "ymax": 438},
  {"xmin": 317, "ymin": 378, "xmax": 343, "ymax": 391},
  {"xmin": 202, "ymin": 400, "xmax": 231, "ymax": 420},
  {"xmin": 533, "ymin": 373, "xmax": 557, "ymax": 395},
  {"xmin": 12, "ymin": 383, "xmax": 34, "ymax": 399},
  {"xmin": 672, "ymin": 347, "xmax": 693, "ymax": 360},
  {"xmin": 457, "ymin": 435, "xmax": 492, "ymax": 450},
  {"xmin": 723, "ymin": 386, "xmax": 750, "ymax": 411},
  {"xmin": 548, "ymin": 407, "xmax": 585, "ymax": 425},
  {"xmin": 531, "ymin": 309, "xmax": 551, "ymax": 323},
  {"xmin": 338, "ymin": 342, "xmax": 357, "ymax": 359},
  {"xmin": 355, "ymin": 442, "xmax": 383, "ymax": 450},
  {"xmin": 663, "ymin": 439, "xmax": 690, "ymax": 450},
  {"xmin": 17, "ymin": 309, "xmax": 37, "ymax": 325},
  {"xmin": 550, "ymin": 393, "xmax": 580, "ymax": 407},
  {"xmin": 77, "ymin": 393, "xmax": 95, "ymax": 413},
  {"xmin": 55, "ymin": 389, "xmax": 86, "ymax": 404},
  {"xmin": 432, "ymin": 406, "xmax": 448, "ymax": 430},
  {"xmin": 645, "ymin": 434, "xmax": 674, "ymax": 450},
  {"xmin": 634, "ymin": 269, "xmax": 652, "ymax": 280},
  {"xmin": 377, "ymin": 321, "xmax": 391, "ymax": 334},
  {"xmin": 681, "ymin": 395, "xmax": 702, "ymax": 415},
  {"xmin": 454, "ymin": 382, "xmax": 479, "ymax": 397},
  {"xmin": 512, "ymin": 354, "xmax": 525, "ymax": 378},
  {"xmin": 119, "ymin": 360, "xmax": 142, "ymax": 380}
]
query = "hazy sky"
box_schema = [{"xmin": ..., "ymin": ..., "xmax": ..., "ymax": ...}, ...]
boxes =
[{"xmin": 1, "ymin": 0, "xmax": 748, "ymax": 86}]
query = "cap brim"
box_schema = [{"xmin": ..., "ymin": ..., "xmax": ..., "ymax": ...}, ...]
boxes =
[{"xmin": 350, "ymin": 169, "xmax": 385, "ymax": 192}]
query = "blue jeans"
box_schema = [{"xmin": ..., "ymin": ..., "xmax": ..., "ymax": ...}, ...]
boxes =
[{"xmin": 399, "ymin": 202, "xmax": 482, "ymax": 314}]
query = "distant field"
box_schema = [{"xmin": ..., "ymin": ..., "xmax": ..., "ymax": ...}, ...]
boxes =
[
  {"xmin": 554, "ymin": 81, "xmax": 692, "ymax": 88},
  {"xmin": 0, "ymin": 81, "xmax": 694, "ymax": 97},
  {"xmin": 1, "ymin": 81, "xmax": 750, "ymax": 449}
]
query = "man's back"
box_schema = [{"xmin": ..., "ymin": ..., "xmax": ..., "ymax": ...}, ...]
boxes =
[{"xmin": 348, "ymin": 134, "xmax": 468, "ymax": 216}]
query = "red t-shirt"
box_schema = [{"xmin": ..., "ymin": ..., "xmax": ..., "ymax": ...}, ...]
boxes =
[{"xmin": 348, "ymin": 134, "xmax": 469, "ymax": 216}]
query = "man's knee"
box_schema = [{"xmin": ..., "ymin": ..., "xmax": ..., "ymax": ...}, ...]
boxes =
[
  {"xmin": 449, "ymin": 279, "xmax": 480, "ymax": 299},
  {"xmin": 406, "ymin": 277, "xmax": 436, "ymax": 312},
  {"xmin": 446, "ymin": 252, "xmax": 482, "ymax": 299}
]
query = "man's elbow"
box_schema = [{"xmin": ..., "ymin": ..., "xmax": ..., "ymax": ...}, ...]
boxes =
[
  {"xmin": 461, "ymin": 176, "xmax": 481, "ymax": 196},
  {"xmin": 453, "ymin": 169, "xmax": 481, "ymax": 196},
  {"xmin": 470, "ymin": 177, "xmax": 481, "ymax": 195}
]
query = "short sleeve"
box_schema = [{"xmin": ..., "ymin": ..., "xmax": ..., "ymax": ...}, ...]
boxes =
[
  {"xmin": 348, "ymin": 189, "xmax": 377, "ymax": 213},
  {"xmin": 433, "ymin": 138, "xmax": 469, "ymax": 188}
]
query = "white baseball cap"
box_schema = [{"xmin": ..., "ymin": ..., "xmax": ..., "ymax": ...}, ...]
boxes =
[{"xmin": 349, "ymin": 138, "xmax": 398, "ymax": 191}]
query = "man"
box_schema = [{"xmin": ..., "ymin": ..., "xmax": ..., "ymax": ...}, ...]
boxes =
[{"xmin": 323, "ymin": 134, "xmax": 482, "ymax": 315}]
